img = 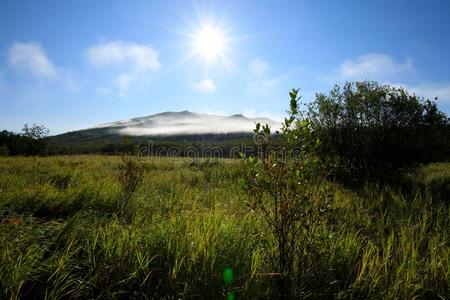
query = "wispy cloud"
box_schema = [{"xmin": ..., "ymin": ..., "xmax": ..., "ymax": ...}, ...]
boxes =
[
  {"xmin": 190, "ymin": 78, "xmax": 216, "ymax": 93},
  {"xmin": 245, "ymin": 58, "xmax": 279, "ymax": 96},
  {"xmin": 7, "ymin": 42, "xmax": 80, "ymax": 92},
  {"xmin": 243, "ymin": 109, "xmax": 283, "ymax": 122},
  {"xmin": 248, "ymin": 58, "xmax": 270, "ymax": 77},
  {"xmin": 245, "ymin": 77, "xmax": 278, "ymax": 96},
  {"xmin": 325, "ymin": 53, "xmax": 414, "ymax": 83},
  {"xmin": 406, "ymin": 82, "xmax": 450, "ymax": 103},
  {"xmin": 96, "ymin": 86, "xmax": 112, "ymax": 95},
  {"xmin": 115, "ymin": 73, "xmax": 137, "ymax": 95},
  {"xmin": 8, "ymin": 42, "xmax": 57, "ymax": 79},
  {"xmin": 321, "ymin": 53, "xmax": 450, "ymax": 105},
  {"xmin": 86, "ymin": 40, "xmax": 161, "ymax": 72},
  {"xmin": 86, "ymin": 40, "xmax": 161, "ymax": 96}
]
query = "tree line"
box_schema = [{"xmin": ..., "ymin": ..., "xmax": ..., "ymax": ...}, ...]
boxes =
[
  {"xmin": 1, "ymin": 81, "xmax": 449, "ymax": 184},
  {"xmin": 0, "ymin": 124, "xmax": 50, "ymax": 156}
]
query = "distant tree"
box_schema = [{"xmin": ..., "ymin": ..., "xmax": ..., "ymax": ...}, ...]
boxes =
[
  {"xmin": 22, "ymin": 123, "xmax": 50, "ymax": 139},
  {"xmin": 18, "ymin": 123, "xmax": 50, "ymax": 155},
  {"xmin": 307, "ymin": 81, "xmax": 450, "ymax": 185}
]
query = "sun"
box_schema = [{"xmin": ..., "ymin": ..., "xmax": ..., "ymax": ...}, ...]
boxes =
[
  {"xmin": 168, "ymin": 17, "xmax": 240, "ymax": 73},
  {"xmin": 193, "ymin": 25, "xmax": 226, "ymax": 61}
]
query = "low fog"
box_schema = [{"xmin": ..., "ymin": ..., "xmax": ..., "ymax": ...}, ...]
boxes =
[{"xmin": 96, "ymin": 111, "xmax": 281, "ymax": 136}]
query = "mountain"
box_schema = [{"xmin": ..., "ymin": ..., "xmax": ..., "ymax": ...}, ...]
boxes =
[
  {"xmin": 49, "ymin": 111, "xmax": 280, "ymax": 150},
  {"xmin": 94, "ymin": 111, "xmax": 279, "ymax": 136}
]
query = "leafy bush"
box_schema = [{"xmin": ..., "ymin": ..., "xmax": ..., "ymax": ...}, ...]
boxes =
[{"xmin": 307, "ymin": 81, "xmax": 450, "ymax": 185}]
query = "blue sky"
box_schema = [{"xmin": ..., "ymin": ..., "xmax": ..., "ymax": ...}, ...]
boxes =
[{"xmin": 1, "ymin": 0, "xmax": 450, "ymax": 134}]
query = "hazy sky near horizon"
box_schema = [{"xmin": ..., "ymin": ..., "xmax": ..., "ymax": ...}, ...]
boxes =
[{"xmin": 1, "ymin": 0, "xmax": 450, "ymax": 134}]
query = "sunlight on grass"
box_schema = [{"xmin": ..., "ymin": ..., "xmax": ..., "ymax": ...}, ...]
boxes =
[{"xmin": 0, "ymin": 156, "xmax": 448, "ymax": 298}]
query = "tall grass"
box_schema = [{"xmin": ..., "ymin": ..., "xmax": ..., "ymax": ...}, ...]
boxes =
[{"xmin": 0, "ymin": 156, "xmax": 448, "ymax": 299}]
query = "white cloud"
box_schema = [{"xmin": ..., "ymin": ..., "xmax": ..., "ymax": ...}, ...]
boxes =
[
  {"xmin": 8, "ymin": 42, "xmax": 57, "ymax": 79},
  {"xmin": 85, "ymin": 40, "xmax": 161, "ymax": 96},
  {"xmin": 406, "ymin": 83, "xmax": 450, "ymax": 103},
  {"xmin": 321, "ymin": 53, "xmax": 450, "ymax": 105},
  {"xmin": 248, "ymin": 58, "xmax": 270, "ymax": 77},
  {"xmin": 245, "ymin": 58, "xmax": 279, "ymax": 96},
  {"xmin": 245, "ymin": 77, "xmax": 279, "ymax": 96},
  {"xmin": 356, "ymin": 81, "xmax": 450, "ymax": 104},
  {"xmin": 333, "ymin": 53, "xmax": 414, "ymax": 82},
  {"xmin": 116, "ymin": 73, "xmax": 136, "ymax": 96},
  {"xmin": 243, "ymin": 109, "xmax": 283, "ymax": 122},
  {"xmin": 86, "ymin": 41, "xmax": 161, "ymax": 72},
  {"xmin": 190, "ymin": 78, "xmax": 216, "ymax": 93},
  {"xmin": 7, "ymin": 42, "xmax": 79, "ymax": 92}
]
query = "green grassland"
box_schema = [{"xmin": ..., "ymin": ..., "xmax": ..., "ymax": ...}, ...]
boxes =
[{"xmin": 0, "ymin": 156, "xmax": 449, "ymax": 299}]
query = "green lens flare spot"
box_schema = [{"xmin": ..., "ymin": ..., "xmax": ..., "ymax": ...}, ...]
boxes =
[
  {"xmin": 223, "ymin": 267, "xmax": 234, "ymax": 285},
  {"xmin": 226, "ymin": 291, "xmax": 235, "ymax": 300}
]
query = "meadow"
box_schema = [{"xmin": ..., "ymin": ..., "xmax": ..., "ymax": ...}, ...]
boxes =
[{"xmin": 0, "ymin": 156, "xmax": 448, "ymax": 299}]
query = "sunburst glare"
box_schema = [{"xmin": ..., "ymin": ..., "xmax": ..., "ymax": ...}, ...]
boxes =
[
  {"xmin": 193, "ymin": 25, "xmax": 225, "ymax": 60},
  {"xmin": 165, "ymin": 14, "xmax": 253, "ymax": 76}
]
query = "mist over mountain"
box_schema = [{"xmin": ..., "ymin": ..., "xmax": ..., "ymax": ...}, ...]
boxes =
[
  {"xmin": 48, "ymin": 111, "xmax": 281, "ymax": 151},
  {"xmin": 93, "ymin": 111, "xmax": 280, "ymax": 136}
]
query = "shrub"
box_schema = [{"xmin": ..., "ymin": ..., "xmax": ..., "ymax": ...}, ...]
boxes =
[
  {"xmin": 307, "ymin": 81, "xmax": 450, "ymax": 185},
  {"xmin": 117, "ymin": 155, "xmax": 144, "ymax": 216},
  {"xmin": 241, "ymin": 89, "xmax": 327, "ymax": 298}
]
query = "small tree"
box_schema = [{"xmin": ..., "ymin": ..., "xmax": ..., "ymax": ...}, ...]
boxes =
[
  {"xmin": 241, "ymin": 89, "xmax": 325, "ymax": 298},
  {"xmin": 22, "ymin": 123, "xmax": 50, "ymax": 139}
]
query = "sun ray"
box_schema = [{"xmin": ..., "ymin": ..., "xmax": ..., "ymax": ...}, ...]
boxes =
[
  {"xmin": 165, "ymin": 13, "xmax": 258, "ymax": 76},
  {"xmin": 164, "ymin": 51, "xmax": 198, "ymax": 74}
]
